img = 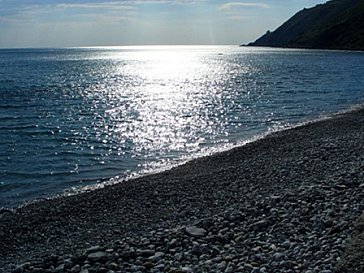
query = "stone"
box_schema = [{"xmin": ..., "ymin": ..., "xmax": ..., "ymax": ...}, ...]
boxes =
[
  {"xmin": 64, "ymin": 258, "xmax": 73, "ymax": 269},
  {"xmin": 108, "ymin": 262, "xmax": 118, "ymax": 271},
  {"xmin": 140, "ymin": 249, "xmax": 155, "ymax": 257},
  {"xmin": 55, "ymin": 263, "xmax": 65, "ymax": 270},
  {"xmin": 143, "ymin": 261, "xmax": 155, "ymax": 269},
  {"xmin": 155, "ymin": 263, "xmax": 165, "ymax": 270},
  {"xmin": 281, "ymin": 240, "xmax": 291, "ymax": 248},
  {"xmin": 148, "ymin": 252, "xmax": 165, "ymax": 262},
  {"xmin": 13, "ymin": 262, "xmax": 32, "ymax": 273},
  {"xmin": 71, "ymin": 264, "xmax": 81, "ymax": 272},
  {"xmin": 120, "ymin": 250, "xmax": 137, "ymax": 260},
  {"xmin": 269, "ymin": 244, "xmax": 277, "ymax": 251},
  {"xmin": 252, "ymin": 220, "xmax": 269, "ymax": 230},
  {"xmin": 85, "ymin": 245, "xmax": 101, "ymax": 254},
  {"xmin": 273, "ymin": 252, "xmax": 285, "ymax": 261},
  {"xmin": 234, "ymin": 235, "xmax": 244, "ymax": 242},
  {"xmin": 217, "ymin": 261, "xmax": 227, "ymax": 270},
  {"xmin": 185, "ymin": 226, "xmax": 207, "ymax": 238},
  {"xmin": 87, "ymin": 251, "xmax": 108, "ymax": 262},
  {"xmin": 169, "ymin": 239, "xmax": 177, "ymax": 247},
  {"xmin": 252, "ymin": 246, "xmax": 262, "ymax": 252},
  {"xmin": 31, "ymin": 268, "xmax": 43, "ymax": 273}
]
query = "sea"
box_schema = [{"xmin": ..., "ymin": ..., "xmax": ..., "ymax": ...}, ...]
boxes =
[{"xmin": 1, "ymin": 46, "xmax": 364, "ymax": 208}]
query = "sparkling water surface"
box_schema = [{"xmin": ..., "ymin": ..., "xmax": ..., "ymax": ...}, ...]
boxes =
[{"xmin": 1, "ymin": 46, "xmax": 364, "ymax": 208}]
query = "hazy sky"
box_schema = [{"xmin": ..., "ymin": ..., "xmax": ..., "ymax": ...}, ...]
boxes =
[{"xmin": 0, "ymin": 0, "xmax": 327, "ymax": 48}]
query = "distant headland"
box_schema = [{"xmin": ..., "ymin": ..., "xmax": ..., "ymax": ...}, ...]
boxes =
[{"xmin": 247, "ymin": 0, "xmax": 364, "ymax": 51}]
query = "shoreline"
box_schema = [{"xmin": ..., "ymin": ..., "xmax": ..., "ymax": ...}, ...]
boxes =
[
  {"xmin": 243, "ymin": 45, "xmax": 364, "ymax": 53},
  {"xmin": 1, "ymin": 107, "xmax": 364, "ymax": 272},
  {"xmin": 8, "ymin": 103, "xmax": 363, "ymax": 211}
]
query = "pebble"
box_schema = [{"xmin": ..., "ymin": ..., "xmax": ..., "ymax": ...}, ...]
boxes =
[
  {"xmin": 185, "ymin": 226, "xmax": 207, "ymax": 238},
  {"xmin": 217, "ymin": 261, "xmax": 227, "ymax": 270},
  {"xmin": 148, "ymin": 251, "xmax": 165, "ymax": 262},
  {"xmin": 87, "ymin": 251, "xmax": 108, "ymax": 262},
  {"xmin": 140, "ymin": 249, "xmax": 155, "ymax": 257}
]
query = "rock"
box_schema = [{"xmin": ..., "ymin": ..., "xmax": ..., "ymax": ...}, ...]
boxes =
[
  {"xmin": 281, "ymin": 240, "xmax": 291, "ymax": 248},
  {"xmin": 120, "ymin": 250, "xmax": 137, "ymax": 260},
  {"xmin": 148, "ymin": 251, "xmax": 165, "ymax": 262},
  {"xmin": 71, "ymin": 264, "xmax": 81, "ymax": 272},
  {"xmin": 252, "ymin": 246, "xmax": 262, "ymax": 252},
  {"xmin": 191, "ymin": 245, "xmax": 202, "ymax": 256},
  {"xmin": 185, "ymin": 226, "xmax": 207, "ymax": 238},
  {"xmin": 244, "ymin": 263, "xmax": 254, "ymax": 270},
  {"xmin": 234, "ymin": 235, "xmax": 244, "ymax": 242},
  {"xmin": 108, "ymin": 263, "xmax": 118, "ymax": 271},
  {"xmin": 85, "ymin": 245, "xmax": 101, "ymax": 254},
  {"xmin": 169, "ymin": 238, "xmax": 177, "ymax": 247},
  {"xmin": 143, "ymin": 261, "xmax": 155, "ymax": 269},
  {"xmin": 273, "ymin": 252, "xmax": 285, "ymax": 261},
  {"xmin": 0, "ymin": 207, "xmax": 14, "ymax": 214},
  {"xmin": 140, "ymin": 249, "xmax": 155, "ymax": 257},
  {"xmin": 269, "ymin": 244, "xmax": 277, "ymax": 251},
  {"xmin": 155, "ymin": 263, "xmax": 165, "ymax": 270},
  {"xmin": 13, "ymin": 262, "xmax": 32, "ymax": 272},
  {"xmin": 64, "ymin": 258, "xmax": 73, "ymax": 269},
  {"xmin": 217, "ymin": 261, "xmax": 227, "ymax": 270},
  {"xmin": 97, "ymin": 267, "xmax": 108, "ymax": 273},
  {"xmin": 252, "ymin": 220, "xmax": 269, "ymax": 230},
  {"xmin": 279, "ymin": 260, "xmax": 292, "ymax": 268},
  {"xmin": 55, "ymin": 263, "xmax": 65, "ymax": 272},
  {"xmin": 87, "ymin": 251, "xmax": 108, "ymax": 262}
]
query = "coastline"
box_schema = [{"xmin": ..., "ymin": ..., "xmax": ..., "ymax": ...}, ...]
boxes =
[
  {"xmin": 243, "ymin": 45, "xmax": 364, "ymax": 53},
  {"xmin": 1, "ymin": 107, "xmax": 364, "ymax": 272}
]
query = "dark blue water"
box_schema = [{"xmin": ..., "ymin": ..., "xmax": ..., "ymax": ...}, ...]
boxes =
[{"xmin": 1, "ymin": 46, "xmax": 363, "ymax": 208}]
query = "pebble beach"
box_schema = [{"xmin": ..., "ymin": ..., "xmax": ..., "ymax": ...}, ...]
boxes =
[{"xmin": 1, "ymin": 107, "xmax": 364, "ymax": 273}]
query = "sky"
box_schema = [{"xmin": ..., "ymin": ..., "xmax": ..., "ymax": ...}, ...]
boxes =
[{"xmin": 0, "ymin": 0, "xmax": 328, "ymax": 48}]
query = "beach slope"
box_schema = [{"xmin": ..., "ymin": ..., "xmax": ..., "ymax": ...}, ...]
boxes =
[{"xmin": 1, "ymin": 108, "xmax": 363, "ymax": 272}]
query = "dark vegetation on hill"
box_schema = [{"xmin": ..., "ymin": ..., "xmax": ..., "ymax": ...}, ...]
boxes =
[{"xmin": 248, "ymin": 0, "xmax": 364, "ymax": 51}]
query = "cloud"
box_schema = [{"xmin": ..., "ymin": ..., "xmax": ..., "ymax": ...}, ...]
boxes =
[
  {"xmin": 0, "ymin": 1, "xmax": 138, "ymax": 26},
  {"xmin": 219, "ymin": 2, "xmax": 270, "ymax": 11},
  {"xmin": 227, "ymin": 15, "xmax": 249, "ymax": 21},
  {"xmin": 56, "ymin": 2, "xmax": 135, "ymax": 11},
  {"xmin": 0, "ymin": 0, "xmax": 206, "ymax": 18},
  {"xmin": 126, "ymin": 0, "xmax": 207, "ymax": 3},
  {"xmin": 0, "ymin": 0, "xmax": 208, "ymax": 29}
]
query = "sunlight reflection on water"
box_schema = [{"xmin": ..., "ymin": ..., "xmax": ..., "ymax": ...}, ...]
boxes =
[{"xmin": 102, "ymin": 47, "xmax": 247, "ymax": 168}]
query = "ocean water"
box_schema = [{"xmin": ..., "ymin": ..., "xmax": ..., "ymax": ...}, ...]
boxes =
[{"xmin": 1, "ymin": 46, "xmax": 363, "ymax": 208}]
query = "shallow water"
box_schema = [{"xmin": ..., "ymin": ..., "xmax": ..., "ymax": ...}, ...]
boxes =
[{"xmin": 1, "ymin": 46, "xmax": 364, "ymax": 208}]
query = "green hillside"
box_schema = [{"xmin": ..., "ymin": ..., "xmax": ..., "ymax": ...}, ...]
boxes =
[{"xmin": 248, "ymin": 0, "xmax": 364, "ymax": 51}]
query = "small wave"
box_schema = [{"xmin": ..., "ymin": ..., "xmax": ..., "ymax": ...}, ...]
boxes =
[
  {"xmin": 0, "ymin": 182, "xmax": 28, "ymax": 192},
  {"xmin": 0, "ymin": 79, "xmax": 15, "ymax": 83},
  {"xmin": 21, "ymin": 129, "xmax": 60, "ymax": 136},
  {"xmin": 0, "ymin": 116, "xmax": 22, "ymax": 121},
  {"xmin": 2, "ymin": 171, "xmax": 65, "ymax": 179},
  {"xmin": 0, "ymin": 124, "xmax": 40, "ymax": 130}
]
